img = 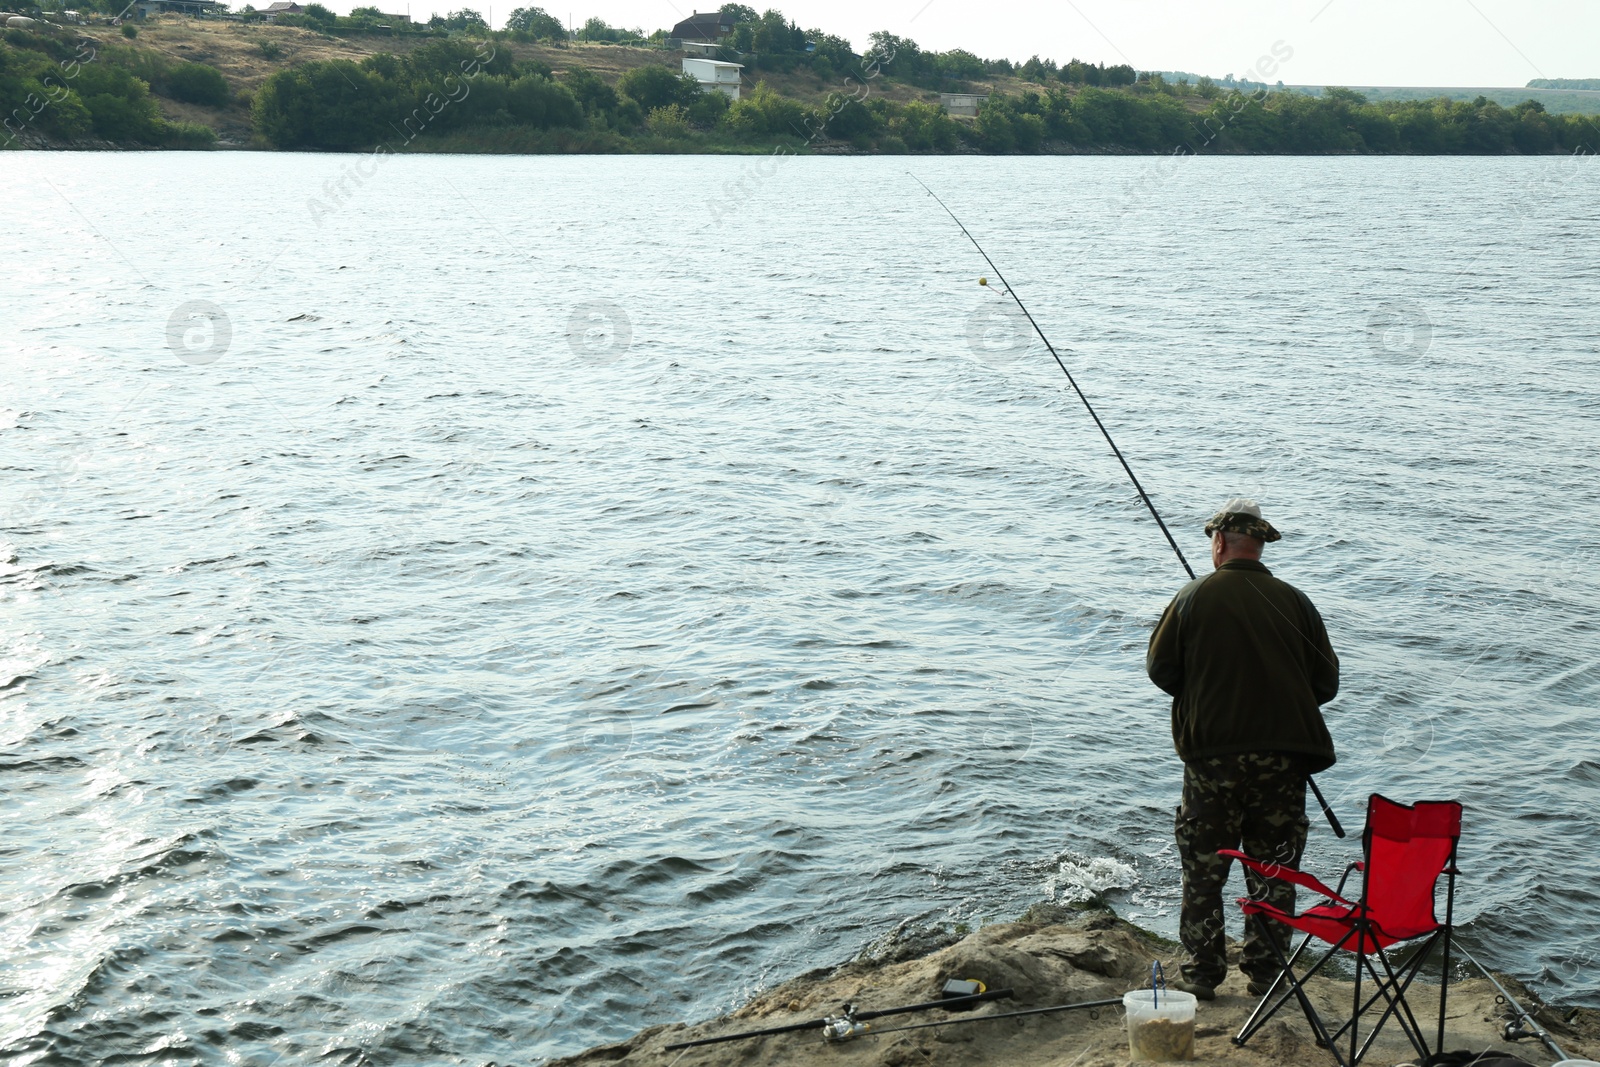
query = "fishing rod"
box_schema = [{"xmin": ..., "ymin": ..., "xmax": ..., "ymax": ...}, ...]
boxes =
[
  {"xmin": 861, "ymin": 995, "xmax": 1121, "ymax": 1039},
  {"xmin": 661, "ymin": 986, "xmax": 1015, "ymax": 1051},
  {"xmin": 910, "ymin": 174, "xmax": 1195, "ymax": 583},
  {"xmin": 912, "ymin": 175, "xmax": 1346, "ymax": 840},
  {"xmin": 1455, "ymin": 944, "xmax": 1570, "ymax": 1062}
]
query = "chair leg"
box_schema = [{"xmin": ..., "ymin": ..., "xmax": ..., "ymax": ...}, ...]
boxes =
[
  {"xmin": 1234, "ymin": 914, "xmax": 1348, "ymax": 1065},
  {"xmin": 1235, "ymin": 923, "xmax": 1309, "ymax": 1043},
  {"xmin": 1261, "ymin": 930, "xmax": 1440, "ymax": 1067},
  {"xmin": 1438, "ymin": 870, "xmax": 1456, "ymax": 1056},
  {"xmin": 1437, "ymin": 923, "xmax": 1452, "ymax": 1058},
  {"xmin": 1328, "ymin": 935, "xmax": 1442, "ymax": 1066},
  {"xmin": 1350, "ymin": 923, "xmax": 1362, "ymax": 1067},
  {"xmin": 1356, "ymin": 939, "xmax": 1440, "ymax": 1064}
]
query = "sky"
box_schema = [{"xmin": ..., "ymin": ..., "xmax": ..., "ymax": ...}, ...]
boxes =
[{"xmin": 363, "ymin": 0, "xmax": 1598, "ymax": 89}]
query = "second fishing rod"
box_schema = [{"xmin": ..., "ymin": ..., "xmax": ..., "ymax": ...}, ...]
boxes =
[{"xmin": 911, "ymin": 174, "xmax": 1344, "ymax": 839}]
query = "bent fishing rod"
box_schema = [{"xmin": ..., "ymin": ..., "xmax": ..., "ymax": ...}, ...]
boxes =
[{"xmin": 912, "ymin": 175, "xmax": 1345, "ymax": 840}]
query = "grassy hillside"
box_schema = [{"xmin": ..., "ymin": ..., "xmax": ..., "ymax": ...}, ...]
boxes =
[
  {"xmin": 64, "ymin": 15, "xmax": 1082, "ymax": 145},
  {"xmin": 7, "ymin": 16, "xmax": 1596, "ymax": 155}
]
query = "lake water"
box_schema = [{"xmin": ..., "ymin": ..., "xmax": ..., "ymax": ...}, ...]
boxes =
[{"xmin": 3, "ymin": 151, "xmax": 1599, "ymax": 1065}]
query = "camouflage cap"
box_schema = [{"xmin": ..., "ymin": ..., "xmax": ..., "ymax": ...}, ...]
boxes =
[{"xmin": 1204, "ymin": 496, "xmax": 1281, "ymax": 543}]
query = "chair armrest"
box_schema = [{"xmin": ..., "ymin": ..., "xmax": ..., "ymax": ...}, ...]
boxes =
[
  {"xmin": 1218, "ymin": 849, "xmax": 1356, "ymax": 905},
  {"xmin": 1333, "ymin": 861, "xmax": 1364, "ymax": 896}
]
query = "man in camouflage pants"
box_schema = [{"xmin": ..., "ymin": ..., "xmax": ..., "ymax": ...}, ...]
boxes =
[{"xmin": 1146, "ymin": 498, "xmax": 1339, "ymax": 999}]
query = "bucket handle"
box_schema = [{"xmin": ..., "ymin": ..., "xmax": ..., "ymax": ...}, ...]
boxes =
[{"xmin": 1150, "ymin": 960, "xmax": 1165, "ymax": 1009}]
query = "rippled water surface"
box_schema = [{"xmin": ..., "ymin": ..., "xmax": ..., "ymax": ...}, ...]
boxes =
[{"xmin": 3, "ymin": 153, "xmax": 1599, "ymax": 1064}]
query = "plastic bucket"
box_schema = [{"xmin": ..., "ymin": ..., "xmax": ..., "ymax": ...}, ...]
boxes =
[{"xmin": 1123, "ymin": 988, "xmax": 1197, "ymax": 1062}]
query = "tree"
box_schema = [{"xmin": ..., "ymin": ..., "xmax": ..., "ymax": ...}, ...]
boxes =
[
  {"xmin": 617, "ymin": 64, "xmax": 700, "ymax": 112},
  {"xmin": 748, "ymin": 8, "xmax": 795, "ymax": 53},
  {"xmin": 562, "ymin": 65, "xmax": 619, "ymax": 119},
  {"xmin": 1019, "ymin": 54, "xmax": 1055, "ymax": 83},
  {"xmin": 1105, "ymin": 63, "xmax": 1136, "ymax": 86},
  {"xmin": 580, "ymin": 15, "xmax": 631, "ymax": 41},
  {"xmin": 805, "ymin": 30, "xmax": 852, "ymax": 67},
  {"xmin": 164, "ymin": 61, "xmax": 230, "ymax": 106},
  {"xmin": 865, "ymin": 30, "xmax": 921, "ymax": 75},
  {"xmin": 441, "ymin": 7, "xmax": 487, "ymax": 30},
  {"xmin": 252, "ymin": 60, "xmax": 389, "ymax": 148},
  {"xmin": 1061, "ymin": 58, "xmax": 1100, "ymax": 85},
  {"xmin": 506, "ymin": 4, "xmax": 563, "ymax": 37},
  {"xmin": 932, "ymin": 48, "xmax": 983, "ymax": 80},
  {"xmin": 505, "ymin": 72, "xmax": 581, "ymax": 127},
  {"xmin": 300, "ymin": 1, "xmax": 334, "ymax": 25},
  {"xmin": 1323, "ymin": 86, "xmax": 1367, "ymax": 106},
  {"xmin": 719, "ymin": 3, "xmax": 756, "ymax": 23}
]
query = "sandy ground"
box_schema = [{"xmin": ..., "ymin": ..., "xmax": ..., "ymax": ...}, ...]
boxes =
[{"xmin": 549, "ymin": 909, "xmax": 1600, "ymax": 1067}]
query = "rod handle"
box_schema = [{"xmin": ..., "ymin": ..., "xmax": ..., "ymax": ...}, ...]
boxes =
[{"xmin": 1307, "ymin": 776, "xmax": 1345, "ymax": 838}]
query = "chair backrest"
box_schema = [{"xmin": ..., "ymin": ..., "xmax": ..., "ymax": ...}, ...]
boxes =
[{"xmin": 1361, "ymin": 794, "xmax": 1463, "ymax": 940}]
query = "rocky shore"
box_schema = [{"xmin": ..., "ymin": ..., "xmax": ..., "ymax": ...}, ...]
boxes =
[{"xmin": 551, "ymin": 907, "xmax": 1600, "ymax": 1067}]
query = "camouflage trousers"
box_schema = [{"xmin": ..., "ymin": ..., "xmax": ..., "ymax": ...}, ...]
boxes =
[{"xmin": 1175, "ymin": 752, "xmax": 1310, "ymax": 988}]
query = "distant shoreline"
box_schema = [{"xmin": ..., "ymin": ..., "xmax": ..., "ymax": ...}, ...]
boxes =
[{"xmin": 5, "ymin": 20, "xmax": 1598, "ymax": 157}]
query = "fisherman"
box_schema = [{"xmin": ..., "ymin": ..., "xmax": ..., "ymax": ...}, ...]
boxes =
[{"xmin": 1146, "ymin": 498, "xmax": 1339, "ymax": 1000}]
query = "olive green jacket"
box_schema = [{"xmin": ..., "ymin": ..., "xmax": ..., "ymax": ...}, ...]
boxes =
[{"xmin": 1146, "ymin": 559, "xmax": 1339, "ymax": 772}]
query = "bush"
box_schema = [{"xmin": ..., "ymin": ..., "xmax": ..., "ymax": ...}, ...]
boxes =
[
  {"xmin": 75, "ymin": 63, "xmax": 164, "ymax": 141},
  {"xmin": 162, "ymin": 120, "xmax": 217, "ymax": 147},
  {"xmin": 821, "ymin": 94, "xmax": 879, "ymax": 140},
  {"xmin": 0, "ymin": 40, "xmax": 93, "ymax": 139},
  {"xmin": 252, "ymin": 59, "xmax": 388, "ymax": 147},
  {"xmin": 503, "ymin": 72, "xmax": 581, "ymax": 128},
  {"xmin": 257, "ymin": 39, "xmax": 282, "ymax": 59},
  {"xmin": 886, "ymin": 99, "xmax": 953, "ymax": 150},
  {"xmin": 120, "ymin": 22, "xmax": 136, "ymax": 37},
  {"xmin": 562, "ymin": 64, "xmax": 618, "ymax": 120},
  {"xmin": 645, "ymin": 102, "xmax": 689, "ymax": 137},
  {"xmin": 686, "ymin": 89, "xmax": 727, "ymax": 127},
  {"xmin": 165, "ymin": 61, "xmax": 230, "ymax": 106},
  {"xmin": 722, "ymin": 80, "xmax": 809, "ymax": 138}
]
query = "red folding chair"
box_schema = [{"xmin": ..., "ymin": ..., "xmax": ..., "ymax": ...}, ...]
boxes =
[{"xmin": 1222, "ymin": 794, "xmax": 1463, "ymax": 1067}]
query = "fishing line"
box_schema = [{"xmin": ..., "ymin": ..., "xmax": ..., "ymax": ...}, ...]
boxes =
[
  {"xmin": 911, "ymin": 174, "xmax": 1345, "ymax": 839},
  {"xmin": 910, "ymin": 173, "xmax": 1195, "ymax": 582}
]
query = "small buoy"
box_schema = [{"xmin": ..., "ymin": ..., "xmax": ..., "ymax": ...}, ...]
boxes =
[{"xmin": 978, "ymin": 277, "xmax": 988, "ymax": 286}]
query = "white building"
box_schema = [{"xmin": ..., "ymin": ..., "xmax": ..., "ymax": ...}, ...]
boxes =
[
  {"xmin": 682, "ymin": 57, "xmax": 743, "ymax": 101},
  {"xmin": 939, "ymin": 92, "xmax": 988, "ymax": 118}
]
